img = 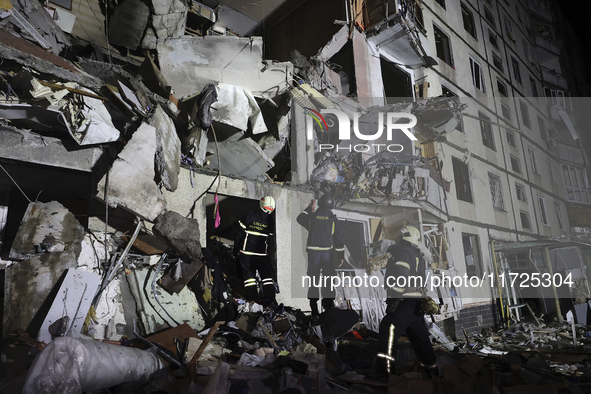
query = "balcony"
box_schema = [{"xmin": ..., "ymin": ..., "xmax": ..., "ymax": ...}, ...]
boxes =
[{"xmin": 541, "ymin": 66, "xmax": 568, "ymax": 90}]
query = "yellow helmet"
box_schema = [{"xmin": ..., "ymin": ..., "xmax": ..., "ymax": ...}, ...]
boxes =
[
  {"xmin": 260, "ymin": 196, "xmax": 275, "ymax": 214},
  {"xmin": 401, "ymin": 226, "xmax": 420, "ymax": 246}
]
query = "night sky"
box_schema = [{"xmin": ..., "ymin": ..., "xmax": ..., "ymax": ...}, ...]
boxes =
[{"xmin": 557, "ymin": 0, "xmax": 591, "ymax": 71}]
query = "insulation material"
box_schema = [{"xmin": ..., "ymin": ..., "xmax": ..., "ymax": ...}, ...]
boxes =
[
  {"xmin": 23, "ymin": 337, "xmax": 165, "ymax": 394},
  {"xmin": 212, "ymin": 84, "xmax": 267, "ymax": 134}
]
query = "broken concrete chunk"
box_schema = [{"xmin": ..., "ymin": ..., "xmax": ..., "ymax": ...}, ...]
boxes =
[
  {"xmin": 96, "ymin": 123, "xmax": 166, "ymax": 222},
  {"xmin": 153, "ymin": 211, "xmax": 203, "ymax": 260},
  {"xmin": 108, "ymin": 0, "xmax": 150, "ymax": 50},
  {"xmin": 157, "ymin": 36, "xmax": 293, "ymax": 99},
  {"xmin": 38, "ymin": 269, "xmax": 101, "ymax": 344},
  {"xmin": 212, "ymin": 84, "xmax": 268, "ymax": 134},
  {"xmin": 150, "ymin": 105, "xmax": 181, "ymax": 191},
  {"xmin": 9, "ymin": 201, "xmax": 85, "ymax": 260},
  {"xmin": 67, "ymin": 89, "xmax": 121, "ymax": 145}
]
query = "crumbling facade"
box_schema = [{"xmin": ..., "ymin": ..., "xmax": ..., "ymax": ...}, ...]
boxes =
[{"xmin": 0, "ymin": 0, "xmax": 590, "ymax": 392}]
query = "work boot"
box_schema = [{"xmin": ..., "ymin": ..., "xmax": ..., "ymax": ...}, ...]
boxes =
[
  {"xmin": 419, "ymin": 362, "xmax": 439, "ymax": 378},
  {"xmin": 321, "ymin": 298, "xmax": 334, "ymax": 312}
]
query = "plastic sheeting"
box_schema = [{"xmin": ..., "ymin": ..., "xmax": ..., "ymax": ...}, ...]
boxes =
[{"xmin": 23, "ymin": 337, "xmax": 165, "ymax": 394}]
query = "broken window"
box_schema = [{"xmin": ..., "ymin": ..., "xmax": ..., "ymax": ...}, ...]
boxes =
[
  {"xmin": 470, "ymin": 57, "xmax": 485, "ymax": 92},
  {"xmin": 554, "ymin": 203, "xmax": 564, "ymax": 230},
  {"xmin": 489, "ymin": 30, "xmax": 499, "ymax": 49},
  {"xmin": 492, "ymin": 52, "xmax": 503, "ymax": 72},
  {"xmin": 520, "ymin": 101, "xmax": 530, "ymax": 129},
  {"xmin": 510, "ymin": 155, "xmax": 521, "ymax": 174},
  {"xmin": 544, "ymin": 87, "xmax": 570, "ymax": 109},
  {"xmin": 488, "ymin": 172, "xmax": 505, "ymax": 211},
  {"xmin": 520, "ymin": 210, "xmax": 531, "ymax": 229},
  {"xmin": 461, "ymin": 3, "xmax": 477, "ymax": 39},
  {"xmin": 506, "ymin": 130, "xmax": 516, "ymax": 147},
  {"xmin": 452, "ymin": 157, "xmax": 473, "ymax": 202},
  {"xmin": 528, "ymin": 147, "xmax": 538, "ymax": 174},
  {"xmin": 546, "ymin": 159, "xmax": 555, "ymax": 184},
  {"xmin": 512, "ymin": 57, "xmax": 522, "ymax": 85},
  {"xmin": 479, "ymin": 111, "xmax": 495, "ymax": 150},
  {"xmin": 442, "ymin": 86, "xmax": 464, "ymax": 132},
  {"xmin": 537, "ymin": 195, "xmax": 548, "ymax": 225},
  {"xmin": 563, "ymin": 164, "xmax": 590, "ymax": 203},
  {"xmin": 462, "ymin": 233, "xmax": 482, "ymax": 277},
  {"xmin": 381, "ymin": 57, "xmax": 412, "ymax": 100},
  {"xmin": 433, "ymin": 24, "xmax": 453, "ymax": 67},
  {"xmin": 484, "ymin": 7, "xmax": 495, "ymax": 27},
  {"xmin": 497, "ymin": 79, "xmax": 507, "ymax": 96},
  {"xmin": 515, "ymin": 183, "xmax": 527, "ymax": 201}
]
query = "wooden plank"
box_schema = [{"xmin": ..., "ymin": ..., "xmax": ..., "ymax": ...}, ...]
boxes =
[
  {"xmin": 189, "ymin": 321, "xmax": 223, "ymax": 366},
  {"xmin": 203, "ymin": 361, "xmax": 230, "ymax": 394}
]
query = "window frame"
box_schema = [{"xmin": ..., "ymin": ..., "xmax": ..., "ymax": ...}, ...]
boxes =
[
  {"xmin": 520, "ymin": 210, "xmax": 531, "ymax": 229},
  {"xmin": 462, "ymin": 233, "xmax": 482, "ymax": 277},
  {"xmin": 530, "ymin": 77, "xmax": 539, "ymax": 97},
  {"xmin": 528, "ymin": 147, "xmax": 539, "ymax": 174},
  {"xmin": 506, "ymin": 130, "xmax": 516, "ymax": 147},
  {"xmin": 435, "ymin": 0, "xmax": 446, "ymax": 9},
  {"xmin": 492, "ymin": 52, "xmax": 503, "ymax": 72},
  {"xmin": 510, "ymin": 155, "xmax": 521, "ymax": 174},
  {"xmin": 461, "ymin": 3, "xmax": 477, "ymax": 39},
  {"xmin": 515, "ymin": 183, "xmax": 527, "ymax": 202},
  {"xmin": 433, "ymin": 23, "xmax": 454, "ymax": 67},
  {"xmin": 484, "ymin": 7, "xmax": 496, "ymax": 27},
  {"xmin": 562, "ymin": 164, "xmax": 590, "ymax": 203},
  {"xmin": 546, "ymin": 159, "xmax": 555, "ymax": 184},
  {"xmin": 512, "ymin": 57, "xmax": 522, "ymax": 84},
  {"xmin": 488, "ymin": 172, "xmax": 505, "ymax": 211},
  {"xmin": 497, "ymin": 79, "xmax": 507, "ymax": 96},
  {"xmin": 489, "ymin": 30, "xmax": 499, "ymax": 49},
  {"xmin": 470, "ymin": 56, "xmax": 486, "ymax": 92},
  {"xmin": 452, "ymin": 157, "xmax": 473, "ymax": 203},
  {"xmin": 479, "ymin": 111, "xmax": 495, "ymax": 150},
  {"xmin": 537, "ymin": 195, "xmax": 549, "ymax": 226}
]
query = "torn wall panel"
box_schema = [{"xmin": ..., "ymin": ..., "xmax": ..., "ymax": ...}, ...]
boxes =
[
  {"xmin": 96, "ymin": 123, "xmax": 166, "ymax": 222},
  {"xmin": 156, "ymin": 36, "xmax": 293, "ymax": 99},
  {"xmin": 149, "ymin": 105, "xmax": 181, "ymax": 191},
  {"xmin": 212, "ymin": 84, "xmax": 268, "ymax": 135}
]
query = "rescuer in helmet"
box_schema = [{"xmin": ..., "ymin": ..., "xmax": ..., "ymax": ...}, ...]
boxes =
[
  {"xmin": 297, "ymin": 194, "xmax": 345, "ymax": 316},
  {"xmin": 376, "ymin": 225, "xmax": 436, "ymax": 376},
  {"xmin": 234, "ymin": 196, "xmax": 277, "ymax": 304}
]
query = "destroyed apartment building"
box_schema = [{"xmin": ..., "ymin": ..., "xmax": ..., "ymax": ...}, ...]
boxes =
[{"xmin": 0, "ymin": 0, "xmax": 591, "ymax": 392}]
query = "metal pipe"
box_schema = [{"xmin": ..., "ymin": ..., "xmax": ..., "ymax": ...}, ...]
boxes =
[{"xmin": 543, "ymin": 247, "xmax": 563, "ymax": 323}]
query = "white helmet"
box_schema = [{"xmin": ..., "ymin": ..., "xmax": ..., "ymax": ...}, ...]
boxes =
[
  {"xmin": 260, "ymin": 196, "xmax": 275, "ymax": 214},
  {"xmin": 401, "ymin": 226, "xmax": 420, "ymax": 246}
]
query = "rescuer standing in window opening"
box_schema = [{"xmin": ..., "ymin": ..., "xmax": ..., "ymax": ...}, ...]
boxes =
[
  {"xmin": 234, "ymin": 196, "xmax": 277, "ymax": 305},
  {"xmin": 297, "ymin": 194, "xmax": 345, "ymax": 316},
  {"xmin": 376, "ymin": 225, "xmax": 437, "ymax": 376}
]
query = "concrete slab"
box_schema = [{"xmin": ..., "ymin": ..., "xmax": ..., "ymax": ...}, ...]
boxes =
[
  {"xmin": 207, "ymin": 122, "xmax": 274, "ymax": 179},
  {"xmin": 70, "ymin": 90, "xmax": 120, "ymax": 145},
  {"xmin": 96, "ymin": 123, "xmax": 166, "ymax": 222},
  {"xmin": 152, "ymin": 211, "xmax": 203, "ymax": 261},
  {"xmin": 9, "ymin": 201, "xmax": 85, "ymax": 261},
  {"xmin": 150, "ymin": 105, "xmax": 181, "ymax": 191},
  {"xmin": 37, "ymin": 269, "xmax": 101, "ymax": 343},
  {"xmin": 108, "ymin": 0, "xmax": 150, "ymax": 50},
  {"xmin": 156, "ymin": 36, "xmax": 292, "ymax": 99},
  {"xmin": 0, "ymin": 126, "xmax": 102, "ymax": 172}
]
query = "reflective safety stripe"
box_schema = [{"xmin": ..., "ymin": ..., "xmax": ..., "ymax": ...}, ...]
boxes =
[
  {"xmin": 377, "ymin": 353, "xmax": 395, "ymax": 362},
  {"xmin": 395, "ymin": 261, "xmax": 410, "ymax": 270},
  {"xmin": 386, "ymin": 324, "xmax": 395, "ymax": 374},
  {"xmin": 391, "ymin": 286, "xmax": 405, "ymax": 293},
  {"xmin": 244, "ymin": 278, "xmax": 257, "ymax": 287},
  {"xmin": 300, "ymin": 211, "xmax": 308, "ymax": 215},
  {"xmin": 262, "ymin": 279, "xmax": 274, "ymax": 285},
  {"xmin": 239, "ymin": 221, "xmax": 247, "ymax": 229},
  {"xmin": 306, "ymin": 246, "xmax": 333, "ymax": 251},
  {"xmin": 240, "ymin": 250, "xmax": 268, "ymax": 256},
  {"xmin": 334, "ymin": 247, "xmax": 345, "ymax": 252},
  {"xmin": 246, "ymin": 230, "xmax": 269, "ymax": 237},
  {"xmin": 403, "ymin": 292, "xmax": 423, "ymax": 297}
]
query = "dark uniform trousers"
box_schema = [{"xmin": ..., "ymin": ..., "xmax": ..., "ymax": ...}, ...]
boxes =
[
  {"xmin": 239, "ymin": 253, "xmax": 275, "ymax": 302},
  {"xmin": 306, "ymin": 250, "xmax": 336, "ymax": 301},
  {"xmin": 377, "ymin": 299, "xmax": 436, "ymax": 368}
]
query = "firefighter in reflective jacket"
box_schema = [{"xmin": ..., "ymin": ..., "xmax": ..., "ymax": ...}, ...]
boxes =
[
  {"xmin": 235, "ymin": 196, "xmax": 276, "ymax": 303},
  {"xmin": 376, "ymin": 226, "xmax": 436, "ymax": 375},
  {"xmin": 297, "ymin": 194, "xmax": 345, "ymax": 316}
]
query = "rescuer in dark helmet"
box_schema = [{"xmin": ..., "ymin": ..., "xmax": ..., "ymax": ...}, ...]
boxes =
[{"xmin": 297, "ymin": 194, "xmax": 345, "ymax": 316}]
